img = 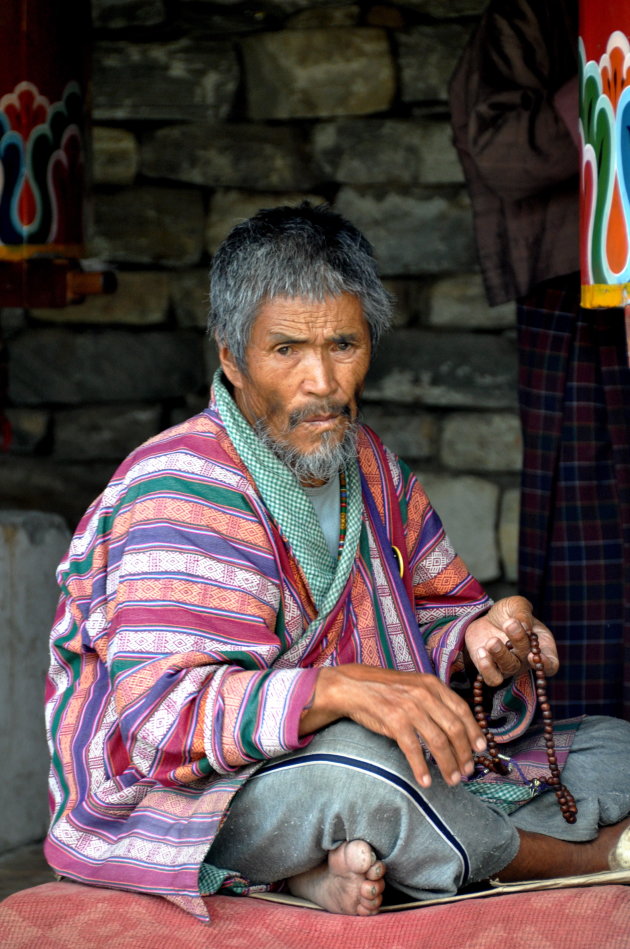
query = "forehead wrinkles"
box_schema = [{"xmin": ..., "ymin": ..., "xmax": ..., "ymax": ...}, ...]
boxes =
[{"xmin": 251, "ymin": 293, "xmax": 368, "ymax": 344}]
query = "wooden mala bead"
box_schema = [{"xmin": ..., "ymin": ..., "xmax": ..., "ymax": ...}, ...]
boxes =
[{"xmin": 473, "ymin": 630, "xmax": 578, "ymax": 824}]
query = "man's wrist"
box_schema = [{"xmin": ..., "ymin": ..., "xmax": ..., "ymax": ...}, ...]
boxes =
[{"xmin": 298, "ymin": 667, "xmax": 343, "ymax": 736}]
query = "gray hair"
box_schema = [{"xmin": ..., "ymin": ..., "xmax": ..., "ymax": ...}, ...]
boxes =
[{"xmin": 209, "ymin": 202, "xmax": 394, "ymax": 368}]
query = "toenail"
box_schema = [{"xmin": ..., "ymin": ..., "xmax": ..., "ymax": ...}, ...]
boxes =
[{"xmin": 370, "ymin": 885, "xmax": 376, "ymax": 897}]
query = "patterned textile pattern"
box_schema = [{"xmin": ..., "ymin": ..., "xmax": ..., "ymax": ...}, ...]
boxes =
[
  {"xmin": 517, "ymin": 279, "xmax": 630, "ymax": 720},
  {"xmin": 45, "ymin": 391, "xmax": 526, "ymax": 921}
]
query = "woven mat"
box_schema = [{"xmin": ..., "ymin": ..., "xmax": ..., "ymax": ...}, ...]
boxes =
[{"xmin": 1, "ymin": 880, "xmax": 629, "ymax": 948}]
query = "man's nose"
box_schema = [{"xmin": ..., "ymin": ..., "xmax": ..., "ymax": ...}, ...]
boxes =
[{"xmin": 302, "ymin": 352, "xmax": 337, "ymax": 396}]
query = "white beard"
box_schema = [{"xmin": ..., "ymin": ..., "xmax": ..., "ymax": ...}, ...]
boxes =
[{"xmin": 254, "ymin": 418, "xmax": 359, "ymax": 484}]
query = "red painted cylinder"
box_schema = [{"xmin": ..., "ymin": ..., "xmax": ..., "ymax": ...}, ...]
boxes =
[
  {"xmin": 579, "ymin": 0, "xmax": 630, "ymax": 309},
  {"xmin": 0, "ymin": 0, "xmax": 90, "ymax": 264}
]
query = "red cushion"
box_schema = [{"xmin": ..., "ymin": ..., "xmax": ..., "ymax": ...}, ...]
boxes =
[{"xmin": 1, "ymin": 881, "xmax": 629, "ymax": 948}]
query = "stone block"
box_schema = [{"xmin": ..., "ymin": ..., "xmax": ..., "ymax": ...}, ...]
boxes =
[
  {"xmin": 5, "ymin": 409, "xmax": 49, "ymax": 454},
  {"xmin": 142, "ymin": 125, "xmax": 318, "ymax": 191},
  {"xmin": 93, "ymin": 39, "xmax": 239, "ymax": 122},
  {"xmin": 312, "ymin": 118, "xmax": 462, "ymax": 186},
  {"xmin": 396, "ymin": 0, "xmax": 486, "ymax": 14},
  {"xmin": 242, "ymin": 0, "xmax": 341, "ymax": 10},
  {"xmin": 92, "ymin": 127, "xmax": 139, "ymax": 186},
  {"xmin": 0, "ymin": 511, "xmax": 70, "ymax": 851},
  {"xmin": 9, "ymin": 329, "xmax": 206, "ymax": 405},
  {"xmin": 92, "ymin": 0, "xmax": 166, "ymax": 28},
  {"xmin": 207, "ymin": 190, "xmax": 326, "ymax": 254},
  {"xmin": 169, "ymin": 393, "xmax": 211, "ymax": 429},
  {"xmin": 31, "ymin": 271, "xmax": 170, "ymax": 326},
  {"xmin": 181, "ymin": 0, "xmax": 338, "ymax": 8},
  {"xmin": 91, "ymin": 188, "xmax": 205, "ymax": 267},
  {"xmin": 364, "ymin": 329, "xmax": 518, "ymax": 408},
  {"xmin": 171, "ymin": 270, "xmax": 211, "ymax": 330},
  {"xmin": 241, "ymin": 29, "xmax": 395, "ymax": 119},
  {"xmin": 0, "ymin": 459, "xmax": 117, "ymax": 528},
  {"xmin": 416, "ymin": 472, "xmax": 500, "ymax": 582},
  {"xmin": 365, "ymin": 5, "xmax": 406, "ymax": 28},
  {"xmin": 360, "ymin": 406, "xmax": 437, "ymax": 461},
  {"xmin": 335, "ymin": 187, "xmax": 477, "ymax": 276},
  {"xmin": 173, "ymin": 3, "xmax": 276, "ymax": 35},
  {"xmin": 54, "ymin": 405, "xmax": 162, "ymax": 462},
  {"xmin": 397, "ymin": 24, "xmax": 471, "ymax": 103},
  {"xmin": 440, "ymin": 412, "xmax": 523, "ymax": 471},
  {"xmin": 288, "ymin": 5, "xmax": 360, "ymax": 27},
  {"xmin": 427, "ymin": 274, "xmax": 516, "ymax": 329},
  {"xmin": 499, "ymin": 487, "xmax": 520, "ymax": 583},
  {"xmin": 382, "ymin": 279, "xmax": 427, "ymax": 327},
  {"xmin": 0, "ymin": 308, "xmax": 27, "ymax": 336}
]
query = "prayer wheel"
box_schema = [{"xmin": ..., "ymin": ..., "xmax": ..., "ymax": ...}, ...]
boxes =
[
  {"xmin": 0, "ymin": 0, "xmax": 113, "ymax": 307},
  {"xmin": 579, "ymin": 0, "xmax": 630, "ymax": 355}
]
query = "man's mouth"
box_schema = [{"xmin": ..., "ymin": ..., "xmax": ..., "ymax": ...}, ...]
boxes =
[
  {"xmin": 302, "ymin": 414, "xmax": 338, "ymax": 424},
  {"xmin": 288, "ymin": 403, "xmax": 351, "ymax": 430}
]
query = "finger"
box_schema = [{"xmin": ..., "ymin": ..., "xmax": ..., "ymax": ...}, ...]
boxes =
[
  {"xmin": 487, "ymin": 596, "xmax": 533, "ymax": 630},
  {"xmin": 487, "ymin": 637, "xmax": 524, "ymax": 674},
  {"xmin": 436, "ymin": 684, "xmax": 488, "ymax": 755},
  {"xmin": 474, "ymin": 646, "xmax": 507, "ymax": 687},
  {"xmin": 474, "ymin": 637, "xmax": 524, "ymax": 685},
  {"xmin": 396, "ymin": 726, "xmax": 434, "ymax": 788},
  {"xmin": 530, "ymin": 622, "xmax": 559, "ymax": 675},
  {"xmin": 499, "ymin": 622, "xmax": 531, "ymax": 659},
  {"xmin": 415, "ymin": 713, "xmax": 473, "ymax": 787},
  {"xmin": 414, "ymin": 694, "xmax": 485, "ymax": 785}
]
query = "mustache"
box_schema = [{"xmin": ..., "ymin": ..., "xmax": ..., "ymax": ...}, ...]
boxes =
[{"xmin": 287, "ymin": 401, "xmax": 352, "ymax": 430}]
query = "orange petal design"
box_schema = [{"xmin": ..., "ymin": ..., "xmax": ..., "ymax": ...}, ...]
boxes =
[{"xmin": 606, "ymin": 177, "xmax": 629, "ymax": 275}]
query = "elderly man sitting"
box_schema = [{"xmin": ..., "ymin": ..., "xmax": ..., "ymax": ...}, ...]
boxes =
[{"xmin": 45, "ymin": 203, "xmax": 630, "ymax": 921}]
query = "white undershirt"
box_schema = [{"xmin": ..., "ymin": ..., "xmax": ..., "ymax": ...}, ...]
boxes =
[{"xmin": 303, "ymin": 475, "xmax": 340, "ymax": 560}]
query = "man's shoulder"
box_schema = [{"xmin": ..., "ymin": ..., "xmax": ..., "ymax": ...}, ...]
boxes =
[
  {"xmin": 357, "ymin": 423, "xmax": 415, "ymax": 495},
  {"xmin": 116, "ymin": 409, "xmax": 225, "ymax": 471},
  {"xmin": 96, "ymin": 409, "xmax": 251, "ymax": 516}
]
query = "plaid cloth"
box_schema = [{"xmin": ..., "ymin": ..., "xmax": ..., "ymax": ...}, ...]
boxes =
[{"xmin": 517, "ymin": 275, "xmax": 630, "ymax": 720}]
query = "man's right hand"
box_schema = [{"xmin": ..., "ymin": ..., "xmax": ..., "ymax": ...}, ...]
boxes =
[{"xmin": 299, "ymin": 664, "xmax": 487, "ymax": 790}]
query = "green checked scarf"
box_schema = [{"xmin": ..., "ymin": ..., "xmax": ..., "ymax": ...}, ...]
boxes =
[{"xmin": 214, "ymin": 371, "xmax": 362, "ymax": 620}]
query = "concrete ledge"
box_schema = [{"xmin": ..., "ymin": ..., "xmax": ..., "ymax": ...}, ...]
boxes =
[{"xmin": 0, "ymin": 512, "xmax": 70, "ymax": 854}]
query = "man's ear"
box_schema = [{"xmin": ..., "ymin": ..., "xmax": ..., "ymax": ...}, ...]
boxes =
[{"xmin": 218, "ymin": 343, "xmax": 245, "ymax": 392}]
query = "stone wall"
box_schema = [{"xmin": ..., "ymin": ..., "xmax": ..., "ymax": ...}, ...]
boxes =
[{"xmin": 1, "ymin": 0, "xmax": 520, "ymax": 594}]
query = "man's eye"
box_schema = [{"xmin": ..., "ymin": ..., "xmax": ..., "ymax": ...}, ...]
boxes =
[
  {"xmin": 276, "ymin": 345, "xmax": 292, "ymax": 356},
  {"xmin": 336, "ymin": 340, "xmax": 352, "ymax": 351}
]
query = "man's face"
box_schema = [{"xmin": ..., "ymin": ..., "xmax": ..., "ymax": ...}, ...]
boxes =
[{"xmin": 219, "ymin": 293, "xmax": 371, "ymax": 482}]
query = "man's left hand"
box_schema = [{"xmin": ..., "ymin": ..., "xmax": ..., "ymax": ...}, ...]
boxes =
[{"xmin": 464, "ymin": 596, "xmax": 559, "ymax": 687}]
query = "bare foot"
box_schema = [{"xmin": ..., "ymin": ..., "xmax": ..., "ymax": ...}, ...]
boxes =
[
  {"xmin": 603, "ymin": 817, "xmax": 630, "ymax": 870},
  {"xmin": 498, "ymin": 817, "xmax": 630, "ymax": 882},
  {"xmin": 287, "ymin": 839, "xmax": 386, "ymax": 915}
]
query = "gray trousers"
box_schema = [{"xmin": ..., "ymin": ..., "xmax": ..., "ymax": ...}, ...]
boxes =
[{"xmin": 207, "ymin": 715, "xmax": 630, "ymax": 900}]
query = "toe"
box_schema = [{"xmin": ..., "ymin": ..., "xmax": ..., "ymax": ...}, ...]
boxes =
[
  {"xmin": 360, "ymin": 877, "xmax": 385, "ymax": 902},
  {"xmin": 356, "ymin": 902, "xmax": 380, "ymax": 917},
  {"xmin": 343, "ymin": 839, "xmax": 377, "ymax": 874},
  {"xmin": 357, "ymin": 889, "xmax": 382, "ymax": 915},
  {"xmin": 366, "ymin": 860, "xmax": 386, "ymax": 881}
]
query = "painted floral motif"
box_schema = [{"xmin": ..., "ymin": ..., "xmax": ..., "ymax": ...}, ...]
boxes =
[
  {"xmin": 0, "ymin": 80, "xmax": 85, "ymax": 254},
  {"xmin": 580, "ymin": 31, "xmax": 630, "ymax": 287}
]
